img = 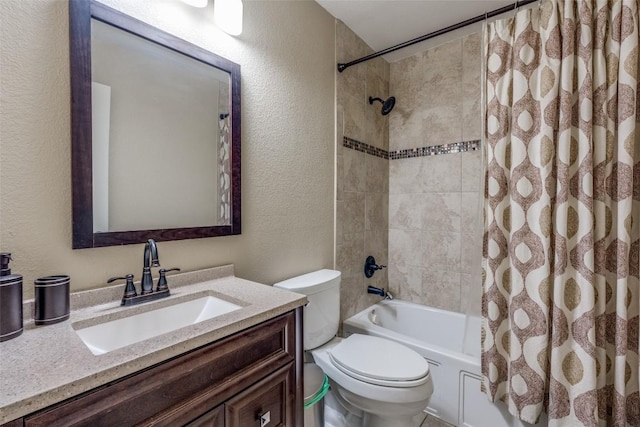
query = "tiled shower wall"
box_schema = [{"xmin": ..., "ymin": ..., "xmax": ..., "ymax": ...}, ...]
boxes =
[
  {"xmin": 335, "ymin": 25, "xmax": 484, "ymax": 318},
  {"xmin": 388, "ymin": 34, "xmax": 483, "ymax": 314},
  {"xmin": 335, "ymin": 21, "xmax": 390, "ymax": 322}
]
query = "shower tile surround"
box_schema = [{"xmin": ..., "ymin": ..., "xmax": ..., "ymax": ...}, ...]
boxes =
[
  {"xmin": 339, "ymin": 140, "xmax": 482, "ymax": 314},
  {"xmin": 336, "ymin": 22, "xmax": 390, "ymax": 322},
  {"xmin": 336, "ymin": 21, "xmax": 483, "ymax": 319},
  {"xmin": 388, "ymin": 33, "xmax": 483, "ymax": 314}
]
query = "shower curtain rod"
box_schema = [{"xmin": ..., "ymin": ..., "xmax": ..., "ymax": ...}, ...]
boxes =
[{"xmin": 337, "ymin": 0, "xmax": 539, "ymax": 72}]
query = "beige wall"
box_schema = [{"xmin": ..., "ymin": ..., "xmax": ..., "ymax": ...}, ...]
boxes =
[
  {"xmin": 0, "ymin": 0, "xmax": 336, "ymax": 299},
  {"xmin": 388, "ymin": 34, "xmax": 483, "ymax": 314},
  {"xmin": 335, "ymin": 22, "xmax": 390, "ymax": 322}
]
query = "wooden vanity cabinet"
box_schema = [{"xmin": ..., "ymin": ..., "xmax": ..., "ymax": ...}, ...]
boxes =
[
  {"xmin": 189, "ymin": 363, "xmax": 294, "ymax": 427},
  {"xmin": 186, "ymin": 405, "xmax": 225, "ymax": 427},
  {"xmin": 5, "ymin": 309, "xmax": 302, "ymax": 427}
]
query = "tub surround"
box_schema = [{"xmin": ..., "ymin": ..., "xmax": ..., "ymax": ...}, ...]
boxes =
[
  {"xmin": 336, "ymin": 24, "xmax": 484, "ymax": 320},
  {"xmin": 336, "ymin": 21, "xmax": 390, "ymax": 323},
  {"xmin": 388, "ymin": 33, "xmax": 483, "ymax": 315},
  {"xmin": 0, "ymin": 265, "xmax": 306, "ymax": 424}
]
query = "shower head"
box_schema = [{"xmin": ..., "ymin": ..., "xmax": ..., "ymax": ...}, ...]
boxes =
[{"xmin": 369, "ymin": 96, "xmax": 396, "ymax": 116}]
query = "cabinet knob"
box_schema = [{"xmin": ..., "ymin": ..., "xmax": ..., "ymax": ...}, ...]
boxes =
[{"xmin": 259, "ymin": 410, "xmax": 271, "ymax": 427}]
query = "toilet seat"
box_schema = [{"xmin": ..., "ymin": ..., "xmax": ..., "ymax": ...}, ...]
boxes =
[
  {"xmin": 328, "ymin": 334, "xmax": 430, "ymax": 388},
  {"xmin": 312, "ymin": 336, "xmax": 434, "ymax": 405}
]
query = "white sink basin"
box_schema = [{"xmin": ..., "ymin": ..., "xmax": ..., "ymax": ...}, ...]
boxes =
[{"xmin": 75, "ymin": 296, "xmax": 241, "ymax": 355}]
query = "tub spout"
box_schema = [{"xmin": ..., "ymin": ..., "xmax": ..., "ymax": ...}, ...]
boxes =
[{"xmin": 367, "ymin": 285, "xmax": 392, "ymax": 300}]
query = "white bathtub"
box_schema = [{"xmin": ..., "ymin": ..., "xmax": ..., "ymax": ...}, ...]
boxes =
[{"xmin": 343, "ymin": 300, "xmax": 547, "ymax": 427}]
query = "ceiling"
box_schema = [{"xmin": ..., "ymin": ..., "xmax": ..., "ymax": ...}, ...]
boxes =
[{"xmin": 315, "ymin": 0, "xmax": 522, "ymax": 62}]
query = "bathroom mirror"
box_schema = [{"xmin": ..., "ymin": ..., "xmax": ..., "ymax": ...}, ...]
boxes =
[{"xmin": 70, "ymin": 0, "xmax": 241, "ymax": 248}]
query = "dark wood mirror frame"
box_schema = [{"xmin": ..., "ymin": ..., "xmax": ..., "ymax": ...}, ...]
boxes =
[{"xmin": 69, "ymin": 0, "xmax": 241, "ymax": 249}]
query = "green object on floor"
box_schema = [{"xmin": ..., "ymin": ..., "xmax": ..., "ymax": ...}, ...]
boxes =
[{"xmin": 304, "ymin": 374, "xmax": 329, "ymax": 409}]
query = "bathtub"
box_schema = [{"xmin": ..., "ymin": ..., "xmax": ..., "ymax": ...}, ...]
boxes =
[{"xmin": 343, "ymin": 300, "xmax": 547, "ymax": 427}]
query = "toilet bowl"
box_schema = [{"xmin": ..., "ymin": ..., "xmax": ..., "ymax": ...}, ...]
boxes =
[
  {"xmin": 273, "ymin": 270, "xmax": 433, "ymax": 426},
  {"xmin": 312, "ymin": 336, "xmax": 433, "ymax": 427}
]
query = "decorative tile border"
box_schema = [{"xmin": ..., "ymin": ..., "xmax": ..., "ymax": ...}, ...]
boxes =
[
  {"xmin": 389, "ymin": 140, "xmax": 481, "ymax": 159},
  {"xmin": 343, "ymin": 137, "xmax": 389, "ymax": 159},
  {"xmin": 342, "ymin": 137, "xmax": 480, "ymax": 160}
]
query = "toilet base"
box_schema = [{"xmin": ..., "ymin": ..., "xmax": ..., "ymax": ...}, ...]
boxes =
[
  {"xmin": 324, "ymin": 389, "xmax": 364, "ymax": 427},
  {"xmin": 325, "ymin": 388, "xmax": 426, "ymax": 427},
  {"xmin": 332, "ymin": 379, "xmax": 429, "ymax": 427}
]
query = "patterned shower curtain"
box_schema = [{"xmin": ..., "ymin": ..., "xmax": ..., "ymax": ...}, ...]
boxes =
[{"xmin": 482, "ymin": 1, "xmax": 640, "ymax": 426}]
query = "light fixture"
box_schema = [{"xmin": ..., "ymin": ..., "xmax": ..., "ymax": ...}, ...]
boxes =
[
  {"xmin": 181, "ymin": 0, "xmax": 208, "ymax": 7},
  {"xmin": 214, "ymin": 0, "xmax": 243, "ymax": 36}
]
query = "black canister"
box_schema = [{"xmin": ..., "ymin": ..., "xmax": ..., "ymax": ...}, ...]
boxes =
[
  {"xmin": 0, "ymin": 253, "xmax": 23, "ymax": 342},
  {"xmin": 34, "ymin": 275, "xmax": 70, "ymax": 325}
]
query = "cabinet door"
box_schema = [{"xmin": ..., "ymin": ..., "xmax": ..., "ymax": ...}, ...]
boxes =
[
  {"xmin": 185, "ymin": 405, "xmax": 224, "ymax": 427},
  {"xmin": 225, "ymin": 363, "xmax": 295, "ymax": 427}
]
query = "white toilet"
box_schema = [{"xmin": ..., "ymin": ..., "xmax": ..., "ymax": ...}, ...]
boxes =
[{"xmin": 274, "ymin": 269, "xmax": 433, "ymax": 427}]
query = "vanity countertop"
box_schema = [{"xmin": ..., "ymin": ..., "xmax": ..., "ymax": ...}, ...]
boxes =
[{"xmin": 0, "ymin": 265, "xmax": 306, "ymax": 424}]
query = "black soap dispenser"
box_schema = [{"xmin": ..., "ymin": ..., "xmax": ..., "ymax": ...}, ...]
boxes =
[{"xmin": 0, "ymin": 253, "xmax": 23, "ymax": 342}]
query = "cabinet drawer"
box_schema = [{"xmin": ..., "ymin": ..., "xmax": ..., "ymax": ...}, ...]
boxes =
[
  {"xmin": 185, "ymin": 405, "xmax": 224, "ymax": 427},
  {"xmin": 25, "ymin": 312, "xmax": 296, "ymax": 427},
  {"xmin": 225, "ymin": 363, "xmax": 295, "ymax": 427}
]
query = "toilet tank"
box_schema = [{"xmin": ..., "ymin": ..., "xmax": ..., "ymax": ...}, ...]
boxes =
[{"xmin": 273, "ymin": 269, "xmax": 340, "ymax": 350}]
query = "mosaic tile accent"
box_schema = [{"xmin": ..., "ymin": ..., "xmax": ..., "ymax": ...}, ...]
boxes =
[
  {"xmin": 343, "ymin": 137, "xmax": 480, "ymax": 160},
  {"xmin": 343, "ymin": 137, "xmax": 389, "ymax": 159},
  {"xmin": 389, "ymin": 140, "xmax": 480, "ymax": 159}
]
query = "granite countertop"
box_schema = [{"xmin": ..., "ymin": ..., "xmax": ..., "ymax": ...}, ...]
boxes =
[{"xmin": 0, "ymin": 265, "xmax": 306, "ymax": 424}]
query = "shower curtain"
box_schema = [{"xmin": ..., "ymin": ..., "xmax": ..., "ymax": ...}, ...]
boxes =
[
  {"xmin": 217, "ymin": 81, "xmax": 231, "ymax": 225},
  {"xmin": 481, "ymin": 1, "xmax": 640, "ymax": 426},
  {"xmin": 218, "ymin": 112, "xmax": 231, "ymax": 225}
]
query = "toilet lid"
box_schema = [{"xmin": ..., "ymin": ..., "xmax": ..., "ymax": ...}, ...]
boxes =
[{"xmin": 328, "ymin": 334, "xmax": 430, "ymax": 387}]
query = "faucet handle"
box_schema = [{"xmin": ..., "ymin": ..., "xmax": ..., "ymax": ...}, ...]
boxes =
[
  {"xmin": 364, "ymin": 256, "xmax": 386, "ymax": 278},
  {"xmin": 156, "ymin": 268, "xmax": 180, "ymax": 292},
  {"xmin": 108, "ymin": 274, "xmax": 137, "ymax": 299}
]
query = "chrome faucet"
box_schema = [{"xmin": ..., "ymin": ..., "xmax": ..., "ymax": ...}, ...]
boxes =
[{"xmin": 141, "ymin": 239, "xmax": 160, "ymax": 295}]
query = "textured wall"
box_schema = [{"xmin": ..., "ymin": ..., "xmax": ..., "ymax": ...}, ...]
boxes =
[
  {"xmin": 335, "ymin": 21, "xmax": 390, "ymax": 322},
  {"xmin": 388, "ymin": 34, "xmax": 483, "ymax": 314},
  {"xmin": 0, "ymin": 0, "xmax": 335, "ymax": 298}
]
